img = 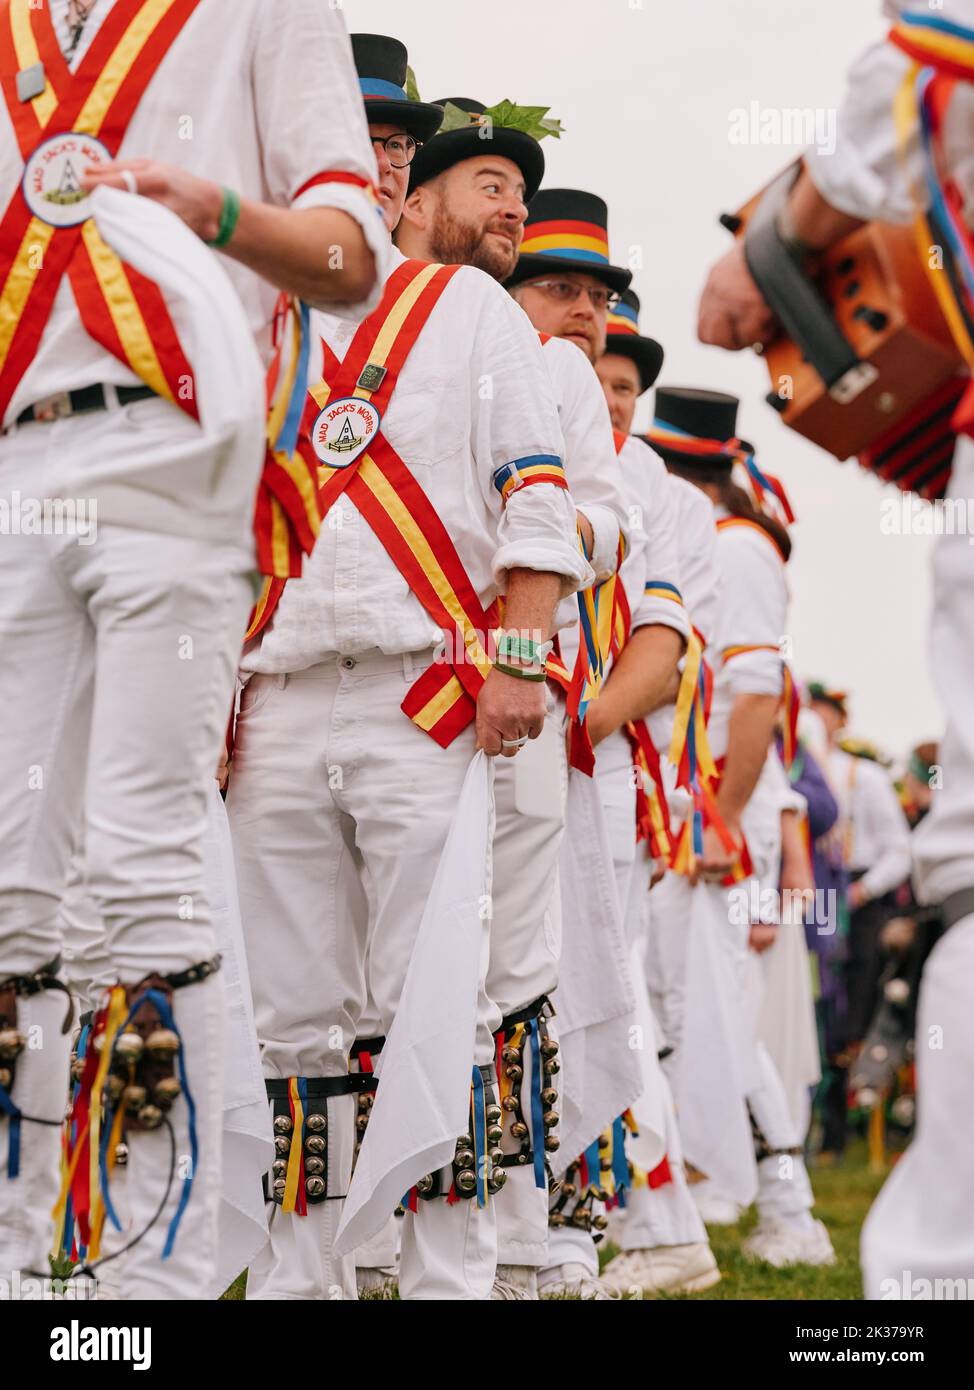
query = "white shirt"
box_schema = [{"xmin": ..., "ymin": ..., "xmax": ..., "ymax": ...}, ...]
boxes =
[
  {"xmin": 708, "ymin": 508, "xmax": 790, "ymax": 761},
  {"xmin": 539, "ymin": 335, "xmax": 628, "ymax": 583},
  {"xmin": 805, "ymin": 1, "xmax": 974, "ymax": 227},
  {"xmin": 244, "ymin": 249, "xmax": 590, "ymax": 670},
  {"xmin": 828, "ymin": 746, "xmax": 912, "ymax": 896},
  {"xmin": 4, "ymin": 0, "xmax": 388, "ymax": 422}
]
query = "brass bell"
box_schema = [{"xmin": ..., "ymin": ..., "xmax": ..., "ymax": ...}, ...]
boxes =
[
  {"xmin": 599, "ymin": 1157, "xmax": 612, "ymax": 1172},
  {"xmin": 488, "ymin": 1147, "xmax": 504, "ymax": 1168},
  {"xmin": 275, "ymin": 1135, "xmax": 290, "ymax": 1156},
  {"xmin": 305, "ymin": 1156, "xmax": 325, "ymax": 1176},
  {"xmin": 306, "ymin": 1112, "xmax": 326, "ymax": 1133},
  {"xmin": 272, "ymin": 1159, "xmax": 288, "ymax": 1179},
  {"xmin": 501, "ymin": 1095, "xmax": 518, "ymax": 1112},
  {"xmin": 543, "ymin": 1058, "xmax": 560, "ymax": 1075},
  {"xmin": 356, "ymin": 1114, "xmax": 369, "ymax": 1133},
  {"xmin": 114, "ymin": 1031, "xmax": 144, "ymax": 1064},
  {"xmin": 501, "ymin": 1045, "xmax": 520, "ymax": 1064},
  {"xmin": 146, "ymin": 1028, "xmax": 180, "ymax": 1060},
  {"xmin": 272, "ymin": 1178, "xmax": 287, "ymax": 1198},
  {"xmin": 505, "ymin": 1064, "xmax": 523, "ymax": 1082},
  {"xmin": 510, "ymin": 1121, "xmax": 528, "ymax": 1140},
  {"xmin": 455, "ymin": 1170, "xmax": 477, "ymax": 1194},
  {"xmin": 488, "ymin": 1170, "xmax": 507, "ymax": 1194},
  {"xmin": 416, "ymin": 1173, "xmax": 435, "ymax": 1195},
  {"xmin": 487, "ymin": 1123, "xmax": 504, "ymax": 1145},
  {"xmin": 541, "ymin": 1087, "xmax": 558, "ymax": 1106},
  {"xmin": 106, "ymin": 1073, "xmax": 124, "ymax": 1102},
  {"xmin": 592, "ymin": 1214, "xmax": 608, "ymax": 1231},
  {"xmin": 598, "ymin": 1133, "xmax": 611, "ymax": 1150},
  {"xmin": 114, "ymin": 1142, "xmax": 129, "ymax": 1167},
  {"xmin": 455, "ymin": 1132, "xmax": 472, "ymax": 1149},
  {"xmin": 305, "ymin": 1134, "xmax": 326, "ymax": 1156},
  {"xmin": 137, "ymin": 1104, "xmax": 164, "ymax": 1129},
  {"xmin": 572, "ymin": 1208, "xmax": 592, "ymax": 1229},
  {"xmin": 0, "ymin": 1028, "xmax": 26, "ymax": 1062},
  {"xmin": 122, "ymin": 1084, "xmax": 147, "ymax": 1111},
  {"xmin": 70, "ymin": 1056, "xmax": 86, "ymax": 1083},
  {"xmin": 485, "ymin": 1104, "xmax": 502, "ymax": 1125},
  {"xmin": 543, "ymin": 1109, "xmax": 559, "ymax": 1129},
  {"xmin": 540, "ymin": 1039, "xmax": 559, "ymax": 1058},
  {"xmin": 305, "ymin": 1176, "xmax": 326, "ymax": 1198},
  {"xmin": 549, "ymin": 1212, "xmax": 566, "ymax": 1228},
  {"xmin": 357, "ymin": 1093, "xmax": 370, "ymax": 1111},
  {"xmin": 561, "ymin": 1182, "xmax": 576, "ymax": 1198},
  {"xmin": 454, "ymin": 1149, "xmax": 474, "ymax": 1169},
  {"xmin": 544, "ymin": 1134, "xmax": 560, "ymax": 1152},
  {"xmin": 154, "ymin": 1076, "xmax": 181, "ymax": 1106},
  {"xmin": 273, "ymin": 1114, "xmax": 293, "ymax": 1135}
]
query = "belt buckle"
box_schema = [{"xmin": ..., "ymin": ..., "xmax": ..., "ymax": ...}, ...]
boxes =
[{"xmin": 32, "ymin": 391, "xmax": 72, "ymax": 423}]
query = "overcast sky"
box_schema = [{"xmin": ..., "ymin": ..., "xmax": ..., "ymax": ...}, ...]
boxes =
[{"xmin": 344, "ymin": 0, "xmax": 939, "ymax": 761}]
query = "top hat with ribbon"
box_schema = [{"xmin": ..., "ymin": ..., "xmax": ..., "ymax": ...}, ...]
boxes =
[
  {"xmin": 351, "ymin": 34, "xmax": 444, "ymax": 142},
  {"xmin": 407, "ymin": 97, "xmax": 548, "ymax": 200},
  {"xmin": 604, "ymin": 289, "xmax": 664, "ymax": 393},
  {"xmin": 505, "ymin": 188, "xmax": 632, "ymax": 294}
]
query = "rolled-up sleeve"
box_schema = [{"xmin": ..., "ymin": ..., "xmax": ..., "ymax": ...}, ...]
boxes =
[
  {"xmin": 252, "ymin": 0, "xmax": 390, "ymax": 315},
  {"xmin": 470, "ymin": 282, "xmax": 593, "ymax": 597},
  {"xmin": 622, "ymin": 437, "xmax": 689, "ymax": 641}
]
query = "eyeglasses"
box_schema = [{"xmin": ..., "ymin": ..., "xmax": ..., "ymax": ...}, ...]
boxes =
[
  {"xmin": 526, "ymin": 279, "xmax": 621, "ymax": 312},
  {"xmin": 371, "ymin": 132, "xmax": 420, "ymax": 168}
]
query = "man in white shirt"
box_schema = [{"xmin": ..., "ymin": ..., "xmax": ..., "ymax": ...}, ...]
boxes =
[
  {"xmin": 400, "ymin": 157, "xmax": 631, "ymax": 1295},
  {"xmin": 0, "ymin": 0, "xmax": 382, "ymax": 1299},
  {"xmin": 226, "ymin": 38, "xmax": 590, "ymax": 1301}
]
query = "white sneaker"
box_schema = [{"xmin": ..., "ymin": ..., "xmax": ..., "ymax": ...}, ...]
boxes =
[
  {"xmin": 538, "ymin": 1262, "xmax": 620, "ymax": 1300},
  {"xmin": 692, "ymin": 1187, "xmax": 742, "ymax": 1226},
  {"xmin": 601, "ymin": 1243, "xmax": 721, "ymax": 1295},
  {"xmin": 356, "ymin": 1266, "xmax": 398, "ymax": 1299},
  {"xmin": 743, "ymin": 1218, "xmax": 836, "ymax": 1268},
  {"xmin": 491, "ymin": 1264, "xmax": 539, "ymax": 1300}
]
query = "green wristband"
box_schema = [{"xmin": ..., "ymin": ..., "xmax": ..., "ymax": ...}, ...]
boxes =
[
  {"xmin": 494, "ymin": 661, "xmax": 547, "ymax": 683},
  {"xmin": 208, "ymin": 186, "xmax": 241, "ymax": 248}
]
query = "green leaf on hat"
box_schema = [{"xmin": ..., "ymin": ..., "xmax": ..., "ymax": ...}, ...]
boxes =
[
  {"xmin": 435, "ymin": 99, "xmax": 564, "ymax": 142},
  {"xmin": 404, "ymin": 66, "xmax": 421, "ymax": 102}
]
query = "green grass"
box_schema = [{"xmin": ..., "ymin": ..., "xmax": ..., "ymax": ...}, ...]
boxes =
[
  {"xmin": 599, "ymin": 1142, "xmax": 890, "ymax": 1299},
  {"xmin": 220, "ymin": 1142, "xmax": 892, "ymax": 1300}
]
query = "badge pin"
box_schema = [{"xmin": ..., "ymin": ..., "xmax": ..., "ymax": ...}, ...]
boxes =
[
  {"xmin": 16, "ymin": 62, "xmax": 46, "ymax": 104},
  {"xmin": 356, "ymin": 363, "xmax": 387, "ymax": 393},
  {"xmin": 311, "ymin": 397, "xmax": 381, "ymax": 468}
]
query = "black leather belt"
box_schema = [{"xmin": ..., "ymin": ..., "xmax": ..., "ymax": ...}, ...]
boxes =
[{"xmin": 15, "ymin": 383, "xmax": 157, "ymax": 426}]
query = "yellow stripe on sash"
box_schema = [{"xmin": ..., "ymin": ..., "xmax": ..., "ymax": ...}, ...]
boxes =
[
  {"xmin": 0, "ymin": 216, "xmax": 55, "ymax": 369},
  {"xmin": 10, "ymin": 0, "xmax": 57, "ymax": 127},
  {"xmin": 355, "ymin": 262, "xmax": 442, "ymax": 397},
  {"xmin": 81, "ymin": 220, "xmax": 174, "ymax": 400},
  {"xmin": 269, "ymin": 494, "xmax": 292, "ymax": 578},
  {"xmin": 76, "ymin": 0, "xmax": 181, "ymax": 136},
  {"xmin": 357, "ymin": 454, "xmax": 493, "ymax": 678},
  {"xmin": 411, "ymin": 672, "xmax": 466, "ymax": 733}
]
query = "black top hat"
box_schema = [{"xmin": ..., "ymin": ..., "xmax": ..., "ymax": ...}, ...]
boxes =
[
  {"xmin": 642, "ymin": 386, "xmax": 742, "ymax": 467},
  {"xmin": 505, "ymin": 188, "xmax": 632, "ymax": 294},
  {"xmin": 407, "ymin": 97, "xmax": 546, "ymax": 200},
  {"xmin": 351, "ymin": 34, "xmax": 444, "ymax": 143},
  {"xmin": 603, "ymin": 290, "xmax": 664, "ymax": 393}
]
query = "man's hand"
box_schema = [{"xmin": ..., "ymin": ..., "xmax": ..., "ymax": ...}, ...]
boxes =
[
  {"xmin": 697, "ymin": 241, "xmax": 776, "ymax": 351},
  {"xmin": 696, "ymin": 819, "xmax": 740, "ymax": 884},
  {"xmin": 83, "ymin": 158, "xmax": 224, "ymax": 240},
  {"xmin": 216, "ymin": 740, "xmax": 230, "ymax": 792},
  {"xmin": 749, "ymin": 922, "xmax": 778, "ymax": 954},
  {"xmin": 476, "ymin": 667, "xmax": 546, "ymax": 757}
]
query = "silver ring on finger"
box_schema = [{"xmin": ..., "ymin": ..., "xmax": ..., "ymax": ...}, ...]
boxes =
[
  {"xmin": 500, "ymin": 735, "xmax": 529, "ymax": 750},
  {"xmin": 120, "ymin": 170, "xmax": 139, "ymax": 195}
]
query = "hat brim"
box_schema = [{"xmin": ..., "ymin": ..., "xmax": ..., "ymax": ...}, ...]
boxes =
[
  {"xmin": 364, "ymin": 98, "xmax": 445, "ymax": 144},
  {"xmin": 505, "ymin": 251, "xmax": 632, "ymax": 295},
  {"xmin": 603, "ymin": 333, "xmax": 665, "ymax": 393},
  {"xmin": 640, "ymin": 437, "xmax": 736, "ymax": 470},
  {"xmin": 409, "ymin": 127, "xmax": 545, "ymax": 200}
]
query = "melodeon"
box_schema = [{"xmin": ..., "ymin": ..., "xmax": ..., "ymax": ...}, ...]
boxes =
[{"xmin": 724, "ymin": 162, "xmax": 968, "ymax": 500}]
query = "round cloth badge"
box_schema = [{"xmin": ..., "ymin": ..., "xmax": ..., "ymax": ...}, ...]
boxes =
[
  {"xmin": 311, "ymin": 397, "xmax": 381, "ymax": 468},
  {"xmin": 23, "ymin": 132, "xmax": 113, "ymax": 227}
]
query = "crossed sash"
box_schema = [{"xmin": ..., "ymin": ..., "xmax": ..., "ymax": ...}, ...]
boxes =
[{"xmin": 0, "ymin": 0, "xmax": 202, "ymax": 421}]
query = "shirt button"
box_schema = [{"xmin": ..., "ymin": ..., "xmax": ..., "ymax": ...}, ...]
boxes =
[{"xmin": 339, "ymin": 656, "xmax": 356, "ymax": 670}]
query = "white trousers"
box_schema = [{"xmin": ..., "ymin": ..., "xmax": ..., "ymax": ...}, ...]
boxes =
[
  {"xmin": 226, "ymin": 652, "xmax": 498, "ymax": 1299},
  {"xmin": 489, "ymin": 703, "xmax": 567, "ymax": 1267},
  {"xmin": 0, "ymin": 400, "xmax": 258, "ymax": 1296}
]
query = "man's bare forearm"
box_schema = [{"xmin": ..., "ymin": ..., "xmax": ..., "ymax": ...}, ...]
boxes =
[
  {"xmin": 589, "ymin": 625, "xmax": 683, "ymax": 742},
  {"xmin": 502, "ymin": 567, "xmax": 564, "ymax": 641},
  {"xmin": 717, "ymin": 692, "xmax": 779, "ymax": 822},
  {"xmin": 782, "ymin": 169, "xmax": 865, "ymax": 253},
  {"xmin": 222, "ymin": 202, "xmax": 378, "ymax": 305}
]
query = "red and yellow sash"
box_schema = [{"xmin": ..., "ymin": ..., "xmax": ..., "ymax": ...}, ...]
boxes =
[{"xmin": 0, "ymin": 0, "xmax": 202, "ymax": 421}]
